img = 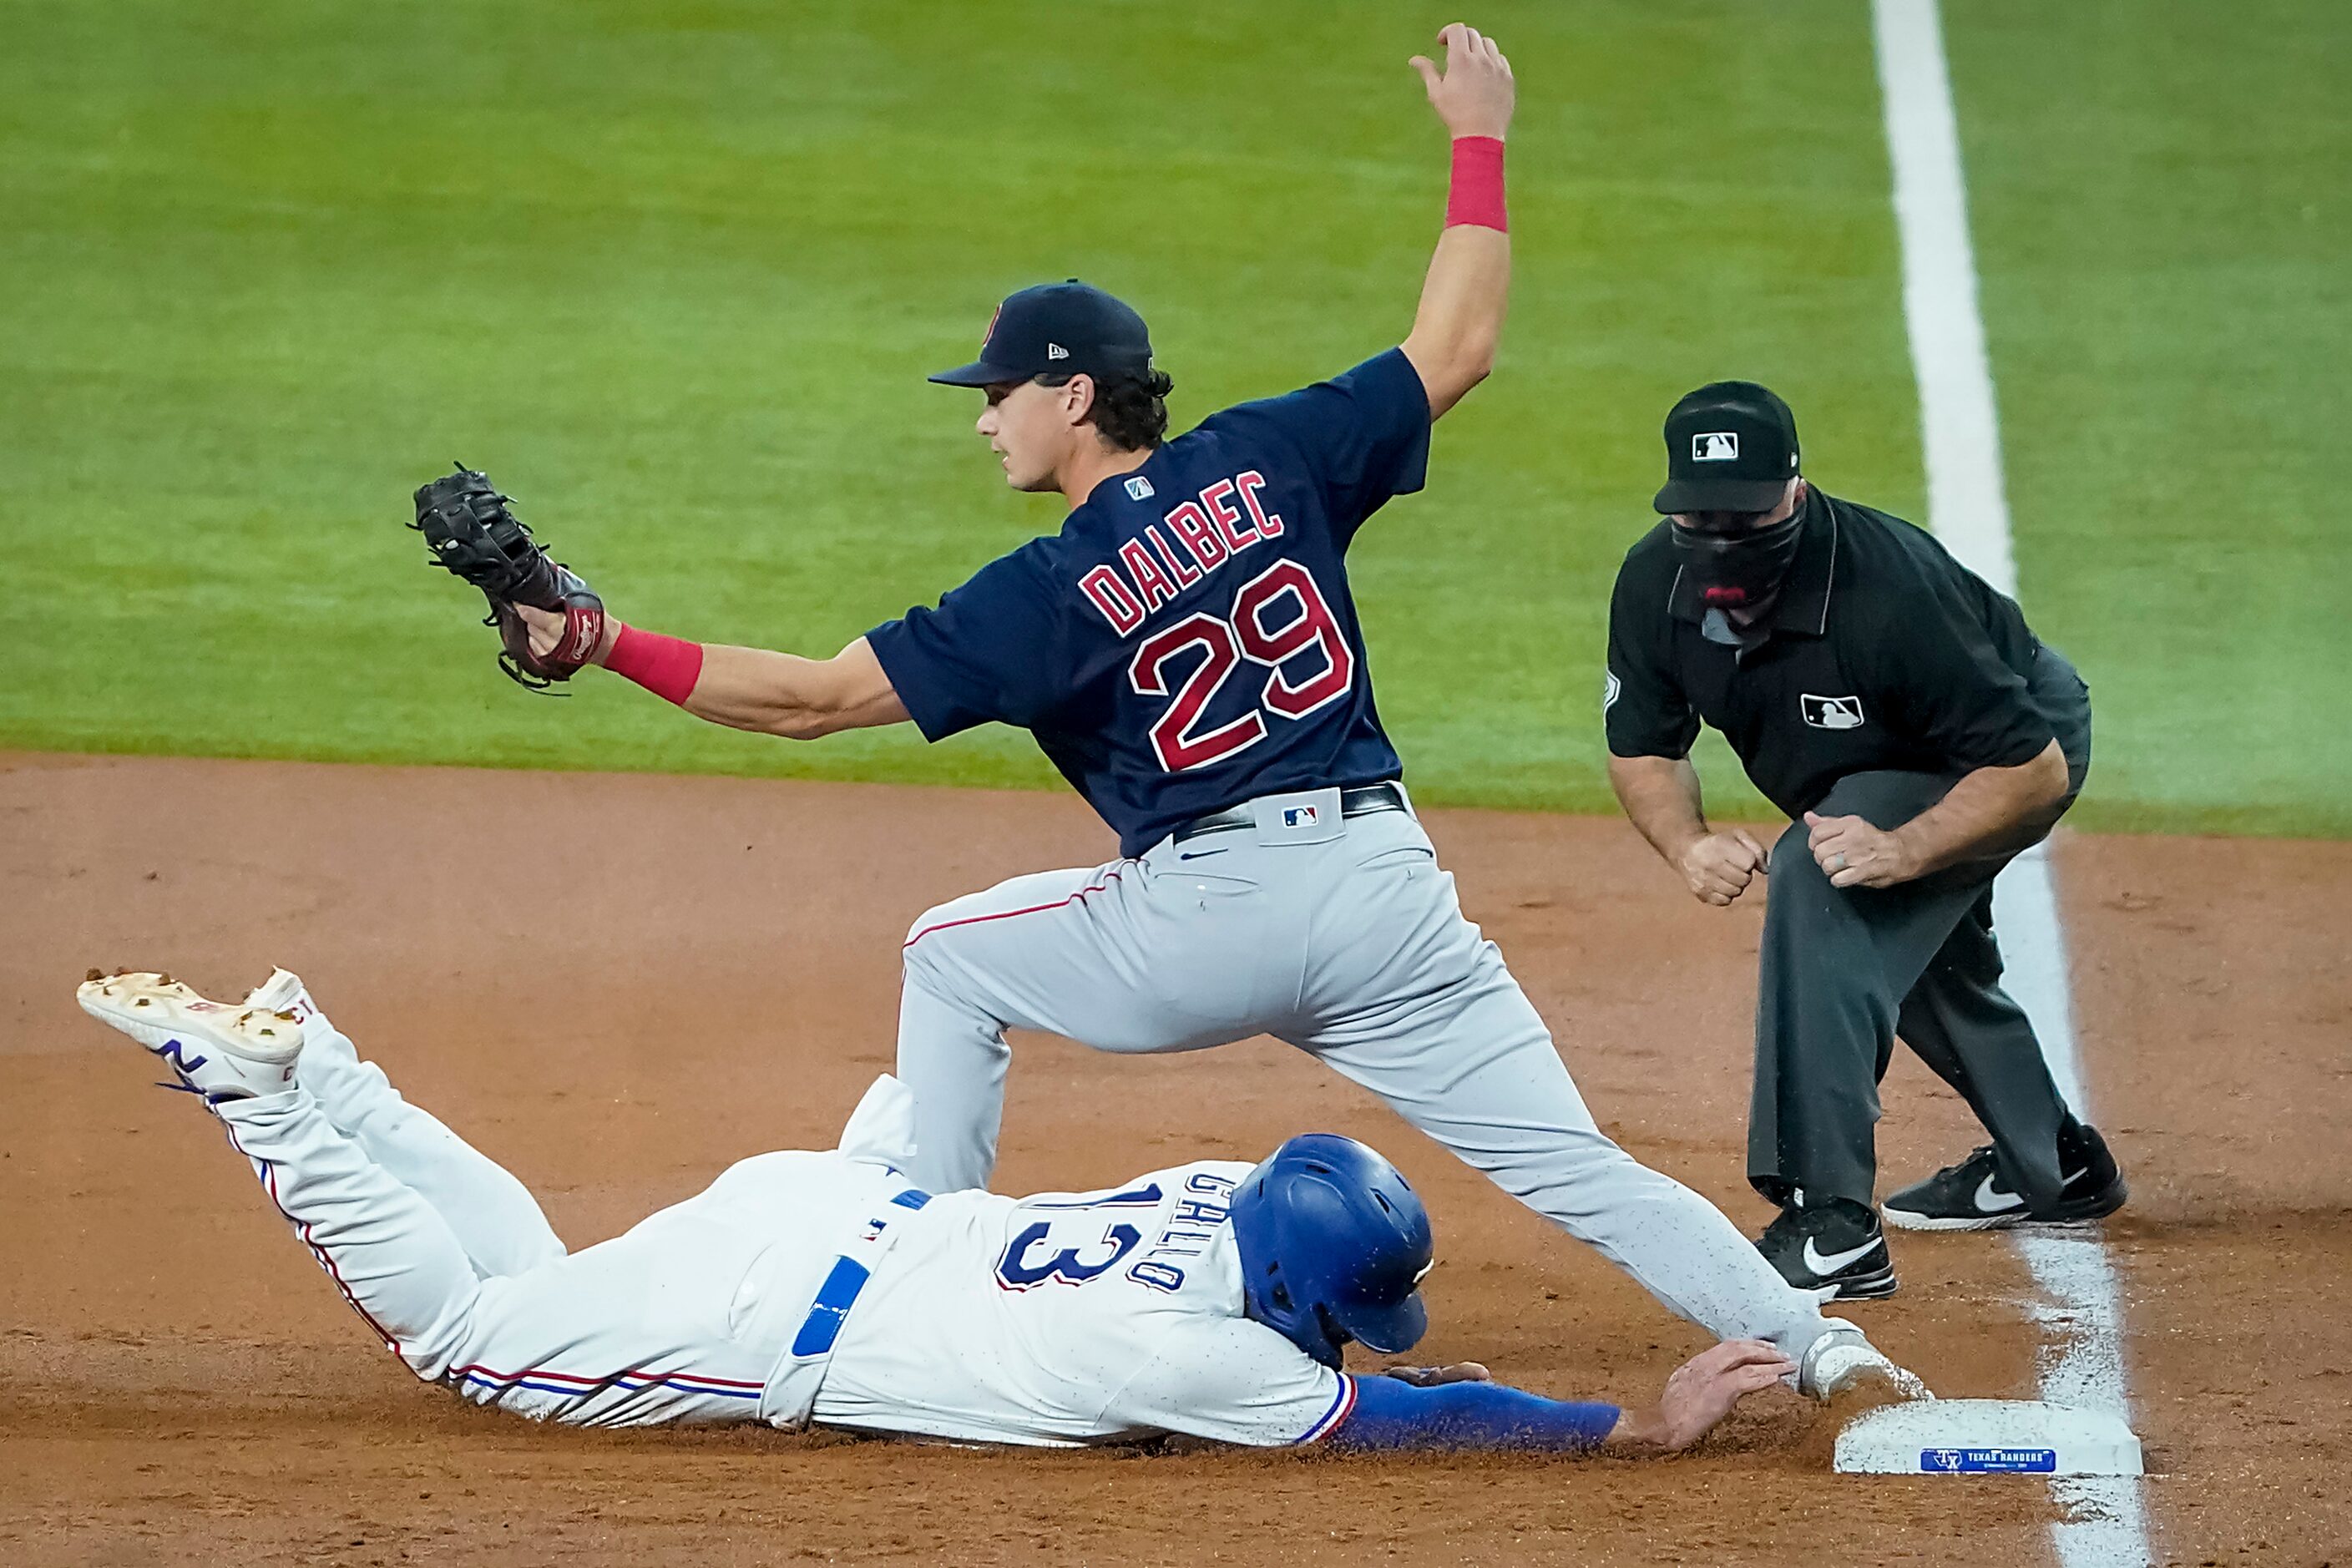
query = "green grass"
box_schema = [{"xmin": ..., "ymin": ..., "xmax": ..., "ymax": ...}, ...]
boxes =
[
  {"xmin": 1947, "ymin": 1, "xmax": 2352, "ymax": 837},
  {"xmin": 0, "ymin": 2, "xmax": 2339, "ymax": 835}
]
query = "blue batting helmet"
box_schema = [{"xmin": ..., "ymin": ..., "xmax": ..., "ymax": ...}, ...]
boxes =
[{"xmin": 1230, "ymin": 1133, "xmax": 1434, "ymax": 1368}]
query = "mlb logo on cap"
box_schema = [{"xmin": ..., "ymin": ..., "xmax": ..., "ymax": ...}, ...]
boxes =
[{"xmin": 1654, "ymin": 380, "xmax": 1802, "ymax": 514}]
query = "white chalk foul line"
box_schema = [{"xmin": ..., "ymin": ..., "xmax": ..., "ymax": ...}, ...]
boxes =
[
  {"xmin": 2000, "ymin": 855, "xmax": 2151, "ymax": 1561},
  {"xmin": 1872, "ymin": 3, "xmax": 2152, "ymax": 1565}
]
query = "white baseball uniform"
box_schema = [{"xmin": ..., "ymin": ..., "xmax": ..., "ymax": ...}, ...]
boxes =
[{"xmin": 210, "ymin": 990, "xmax": 1351, "ymax": 1444}]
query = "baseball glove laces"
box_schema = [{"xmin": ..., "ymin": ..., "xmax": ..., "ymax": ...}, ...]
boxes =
[{"xmin": 409, "ymin": 463, "xmax": 606, "ymax": 692}]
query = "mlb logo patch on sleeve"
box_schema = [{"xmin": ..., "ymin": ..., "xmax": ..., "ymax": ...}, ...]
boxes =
[{"xmin": 1801, "ymin": 694, "xmax": 1866, "ymax": 730}]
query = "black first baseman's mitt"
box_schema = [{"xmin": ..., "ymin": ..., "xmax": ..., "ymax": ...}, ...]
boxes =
[{"xmin": 409, "ymin": 464, "xmax": 605, "ymax": 692}]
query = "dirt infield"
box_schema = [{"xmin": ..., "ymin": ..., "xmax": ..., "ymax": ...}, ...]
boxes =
[{"xmin": 3, "ymin": 752, "xmax": 2345, "ymax": 1565}]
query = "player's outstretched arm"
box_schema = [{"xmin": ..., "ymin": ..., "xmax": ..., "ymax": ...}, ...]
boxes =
[
  {"xmin": 1328, "ymin": 1340, "xmax": 1793, "ymax": 1455},
  {"xmin": 645, "ymin": 634, "xmax": 910, "ymax": 739},
  {"xmin": 517, "ymin": 607, "xmax": 910, "ymax": 738},
  {"xmin": 1601, "ymin": 1339, "xmax": 1798, "ymax": 1453},
  {"xmin": 1399, "ymin": 23, "xmax": 1515, "ymax": 421}
]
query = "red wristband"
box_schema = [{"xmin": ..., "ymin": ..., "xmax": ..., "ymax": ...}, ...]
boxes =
[
  {"xmin": 1444, "ymin": 135, "xmax": 1507, "ymax": 232},
  {"xmin": 604, "ymin": 624, "xmax": 705, "ymax": 707}
]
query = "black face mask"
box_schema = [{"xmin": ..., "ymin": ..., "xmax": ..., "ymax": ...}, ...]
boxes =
[{"xmin": 1671, "ymin": 506, "xmax": 1806, "ymax": 609}]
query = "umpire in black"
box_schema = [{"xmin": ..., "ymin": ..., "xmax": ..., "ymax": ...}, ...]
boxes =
[{"xmin": 1602, "ymin": 381, "xmax": 2127, "ymax": 1300}]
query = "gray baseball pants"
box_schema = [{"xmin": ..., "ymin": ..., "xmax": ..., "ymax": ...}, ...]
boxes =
[{"xmin": 893, "ymin": 787, "xmax": 1839, "ymax": 1361}]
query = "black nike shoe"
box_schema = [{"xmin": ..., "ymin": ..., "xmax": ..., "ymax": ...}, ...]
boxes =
[
  {"xmin": 1880, "ymin": 1122, "xmax": 2129, "ymax": 1232},
  {"xmin": 1755, "ymin": 1195, "xmax": 1896, "ymax": 1300}
]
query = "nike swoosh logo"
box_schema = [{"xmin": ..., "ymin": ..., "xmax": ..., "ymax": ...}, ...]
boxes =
[
  {"xmin": 1973, "ymin": 1171, "xmax": 2026, "ymax": 1212},
  {"xmin": 1973, "ymin": 1166, "xmax": 2092, "ymax": 1211},
  {"xmin": 1803, "ymin": 1234, "xmax": 1884, "ymax": 1274},
  {"xmin": 1178, "ymin": 849, "xmax": 1227, "ymax": 861}
]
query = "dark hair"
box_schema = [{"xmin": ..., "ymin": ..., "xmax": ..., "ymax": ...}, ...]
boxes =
[{"xmin": 1037, "ymin": 367, "xmax": 1176, "ymax": 452}]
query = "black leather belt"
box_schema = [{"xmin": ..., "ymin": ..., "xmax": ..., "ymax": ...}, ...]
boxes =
[{"xmin": 1171, "ymin": 781, "xmax": 1409, "ymax": 845}]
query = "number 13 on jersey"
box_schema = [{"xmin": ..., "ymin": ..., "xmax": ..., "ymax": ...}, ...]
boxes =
[
  {"xmin": 995, "ymin": 1182, "xmax": 1162, "ymax": 1291},
  {"xmin": 1128, "ymin": 560, "xmax": 1356, "ymax": 772}
]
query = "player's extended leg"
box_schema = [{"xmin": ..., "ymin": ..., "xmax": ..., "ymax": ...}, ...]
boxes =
[
  {"xmin": 219, "ymin": 1095, "xmax": 783, "ymax": 1425},
  {"xmin": 1283, "ymin": 825, "xmax": 1834, "ymax": 1360},
  {"xmin": 80, "ymin": 973, "xmax": 515, "ymax": 1371},
  {"xmin": 895, "ymin": 860, "xmax": 1301, "ymax": 1191},
  {"xmin": 250, "ymin": 969, "xmax": 565, "ymax": 1279},
  {"xmin": 80, "ymin": 974, "xmax": 784, "ymax": 1428}
]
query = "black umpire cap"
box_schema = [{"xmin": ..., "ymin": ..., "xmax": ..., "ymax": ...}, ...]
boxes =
[
  {"xmin": 1652, "ymin": 381, "xmax": 1802, "ymax": 513},
  {"xmin": 930, "ymin": 281, "xmax": 1154, "ymax": 388}
]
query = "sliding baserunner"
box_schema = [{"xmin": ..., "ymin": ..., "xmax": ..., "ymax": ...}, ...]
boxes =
[
  {"xmin": 80, "ymin": 967, "xmax": 1858, "ymax": 1452},
  {"xmin": 438, "ymin": 24, "xmax": 1900, "ymax": 1387}
]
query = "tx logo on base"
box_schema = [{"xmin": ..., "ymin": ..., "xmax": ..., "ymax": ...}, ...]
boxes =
[
  {"xmin": 1920, "ymin": 1447, "xmax": 2058, "ymax": 1474},
  {"xmin": 1801, "ymin": 694, "xmax": 1866, "ymax": 731}
]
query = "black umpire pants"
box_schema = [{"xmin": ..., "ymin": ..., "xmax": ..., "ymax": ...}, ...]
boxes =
[{"xmin": 1747, "ymin": 650, "xmax": 2094, "ymax": 1211}]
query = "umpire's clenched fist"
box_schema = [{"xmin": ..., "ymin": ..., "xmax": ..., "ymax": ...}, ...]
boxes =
[{"xmin": 1676, "ymin": 828, "xmax": 1769, "ymax": 907}]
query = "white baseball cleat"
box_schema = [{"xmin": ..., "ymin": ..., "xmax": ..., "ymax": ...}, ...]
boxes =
[
  {"xmin": 78, "ymin": 969, "xmax": 304, "ymax": 1105},
  {"xmin": 1798, "ymin": 1318, "xmax": 1929, "ymax": 1403},
  {"xmin": 244, "ymin": 965, "xmax": 318, "ymax": 1023}
]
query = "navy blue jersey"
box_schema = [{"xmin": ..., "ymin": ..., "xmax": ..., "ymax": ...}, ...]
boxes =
[{"xmin": 867, "ymin": 350, "xmax": 1430, "ymax": 856}]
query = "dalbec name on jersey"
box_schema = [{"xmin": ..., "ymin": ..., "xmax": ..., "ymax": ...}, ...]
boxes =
[{"xmin": 1077, "ymin": 468, "xmax": 1286, "ymax": 636}]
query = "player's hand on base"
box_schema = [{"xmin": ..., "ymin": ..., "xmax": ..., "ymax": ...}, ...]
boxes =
[
  {"xmin": 1610, "ymin": 1340, "xmax": 1795, "ymax": 1453},
  {"xmin": 1803, "ymin": 812, "xmax": 1919, "ymax": 889},
  {"xmin": 1382, "ymin": 1361, "xmax": 1493, "ymax": 1387},
  {"xmin": 1677, "ymin": 829, "xmax": 1769, "ymax": 906},
  {"xmin": 1410, "ymin": 23, "xmax": 1515, "ymax": 141},
  {"xmin": 517, "ymin": 602, "xmax": 620, "ymax": 666}
]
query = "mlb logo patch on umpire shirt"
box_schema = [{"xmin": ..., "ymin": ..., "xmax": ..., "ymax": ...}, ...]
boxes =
[{"xmin": 1801, "ymin": 694, "xmax": 1865, "ymax": 730}]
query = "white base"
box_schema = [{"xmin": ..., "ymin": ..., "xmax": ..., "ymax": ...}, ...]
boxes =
[{"xmin": 1834, "ymin": 1399, "xmax": 2142, "ymax": 1476}]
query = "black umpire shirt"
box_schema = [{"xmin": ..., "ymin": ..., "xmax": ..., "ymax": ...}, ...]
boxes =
[{"xmin": 1603, "ymin": 488, "xmax": 2056, "ymax": 819}]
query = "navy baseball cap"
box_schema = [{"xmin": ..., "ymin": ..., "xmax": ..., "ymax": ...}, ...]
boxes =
[
  {"xmin": 930, "ymin": 281, "xmax": 1154, "ymax": 388},
  {"xmin": 1653, "ymin": 381, "xmax": 1802, "ymax": 513}
]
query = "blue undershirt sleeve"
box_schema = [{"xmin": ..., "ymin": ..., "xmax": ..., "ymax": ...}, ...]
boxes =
[{"xmin": 1323, "ymin": 1373, "xmax": 1622, "ymax": 1453}]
